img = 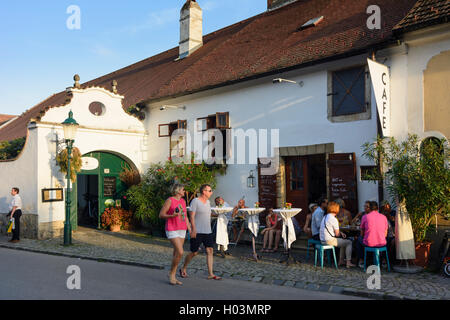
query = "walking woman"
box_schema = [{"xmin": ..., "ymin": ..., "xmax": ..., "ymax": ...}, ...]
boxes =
[{"xmin": 159, "ymin": 184, "xmax": 191, "ymax": 285}]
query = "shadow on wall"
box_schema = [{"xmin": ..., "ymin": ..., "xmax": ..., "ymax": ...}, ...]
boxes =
[{"xmin": 0, "ymin": 197, "xmax": 9, "ymax": 214}]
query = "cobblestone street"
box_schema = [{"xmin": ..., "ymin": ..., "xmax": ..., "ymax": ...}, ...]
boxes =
[{"xmin": 1, "ymin": 227, "xmax": 448, "ymax": 300}]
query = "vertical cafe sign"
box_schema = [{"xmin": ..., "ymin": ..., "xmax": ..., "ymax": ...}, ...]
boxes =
[{"xmin": 368, "ymin": 58, "xmax": 391, "ymax": 137}]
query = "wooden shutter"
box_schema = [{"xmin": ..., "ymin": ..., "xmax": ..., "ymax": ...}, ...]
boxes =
[
  {"xmin": 216, "ymin": 112, "xmax": 230, "ymax": 129},
  {"xmin": 332, "ymin": 66, "xmax": 366, "ymax": 116},
  {"xmin": 158, "ymin": 124, "xmax": 170, "ymax": 137},
  {"xmin": 328, "ymin": 153, "xmax": 358, "ymax": 215}
]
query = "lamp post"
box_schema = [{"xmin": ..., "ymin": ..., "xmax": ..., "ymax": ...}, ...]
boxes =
[{"xmin": 61, "ymin": 110, "xmax": 79, "ymax": 246}]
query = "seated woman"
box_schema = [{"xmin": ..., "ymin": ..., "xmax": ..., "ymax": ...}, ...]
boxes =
[
  {"xmin": 335, "ymin": 198, "xmax": 352, "ymax": 227},
  {"xmin": 320, "ymin": 201, "xmax": 356, "ymax": 268},
  {"xmin": 303, "ymin": 203, "xmax": 318, "ymax": 238},
  {"xmin": 231, "ymin": 199, "xmax": 247, "ymax": 243},
  {"xmin": 260, "ymin": 209, "xmax": 282, "ymax": 253}
]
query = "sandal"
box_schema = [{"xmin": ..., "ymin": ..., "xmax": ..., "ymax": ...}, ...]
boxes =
[
  {"xmin": 179, "ymin": 269, "xmax": 188, "ymax": 278},
  {"xmin": 208, "ymin": 275, "xmax": 222, "ymax": 281}
]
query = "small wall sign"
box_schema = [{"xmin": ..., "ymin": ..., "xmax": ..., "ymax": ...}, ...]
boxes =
[
  {"xmin": 81, "ymin": 157, "xmax": 99, "ymax": 171},
  {"xmin": 42, "ymin": 188, "xmax": 64, "ymax": 203}
]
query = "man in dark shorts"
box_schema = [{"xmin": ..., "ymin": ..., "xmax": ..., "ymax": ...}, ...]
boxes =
[{"xmin": 180, "ymin": 184, "xmax": 222, "ymax": 280}]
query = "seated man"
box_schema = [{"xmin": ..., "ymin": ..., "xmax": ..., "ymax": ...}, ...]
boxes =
[
  {"xmin": 231, "ymin": 199, "xmax": 247, "ymax": 243},
  {"xmin": 356, "ymin": 201, "xmax": 388, "ymax": 268},
  {"xmin": 311, "ymin": 198, "xmax": 328, "ymax": 241}
]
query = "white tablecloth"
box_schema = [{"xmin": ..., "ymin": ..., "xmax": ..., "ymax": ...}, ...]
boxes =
[
  {"xmin": 273, "ymin": 209, "xmax": 302, "ymax": 249},
  {"xmin": 238, "ymin": 208, "xmax": 266, "ymax": 237},
  {"xmin": 211, "ymin": 207, "xmax": 234, "ymax": 251}
]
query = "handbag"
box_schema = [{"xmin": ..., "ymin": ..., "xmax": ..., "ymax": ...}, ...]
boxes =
[{"xmin": 6, "ymin": 219, "xmax": 13, "ymax": 234}]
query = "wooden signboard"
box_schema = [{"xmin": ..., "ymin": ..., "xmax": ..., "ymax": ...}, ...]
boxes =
[
  {"xmin": 103, "ymin": 177, "xmax": 117, "ymax": 197},
  {"xmin": 258, "ymin": 158, "xmax": 277, "ymax": 223},
  {"xmin": 42, "ymin": 188, "xmax": 64, "ymax": 202},
  {"xmin": 328, "ymin": 153, "xmax": 358, "ymax": 215}
]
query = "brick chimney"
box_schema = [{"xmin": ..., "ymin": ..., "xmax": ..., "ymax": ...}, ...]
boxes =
[
  {"xmin": 179, "ymin": 0, "xmax": 203, "ymax": 59},
  {"xmin": 267, "ymin": 0, "xmax": 298, "ymax": 11}
]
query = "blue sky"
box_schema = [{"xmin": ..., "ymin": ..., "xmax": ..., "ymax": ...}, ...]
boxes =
[{"xmin": 0, "ymin": 0, "xmax": 266, "ymax": 116}]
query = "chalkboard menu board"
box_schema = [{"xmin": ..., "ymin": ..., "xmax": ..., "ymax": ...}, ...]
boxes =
[
  {"xmin": 328, "ymin": 153, "xmax": 358, "ymax": 215},
  {"xmin": 103, "ymin": 177, "xmax": 116, "ymax": 197},
  {"xmin": 258, "ymin": 158, "xmax": 277, "ymax": 223}
]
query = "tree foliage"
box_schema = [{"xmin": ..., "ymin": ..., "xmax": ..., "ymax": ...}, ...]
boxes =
[
  {"xmin": 0, "ymin": 137, "xmax": 25, "ymax": 160},
  {"xmin": 362, "ymin": 134, "xmax": 450, "ymax": 243}
]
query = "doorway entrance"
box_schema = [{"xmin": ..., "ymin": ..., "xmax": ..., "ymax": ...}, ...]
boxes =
[
  {"xmin": 77, "ymin": 175, "xmax": 99, "ymax": 228},
  {"xmin": 72, "ymin": 151, "xmax": 134, "ymax": 230},
  {"xmin": 285, "ymin": 154, "xmax": 326, "ymax": 227}
]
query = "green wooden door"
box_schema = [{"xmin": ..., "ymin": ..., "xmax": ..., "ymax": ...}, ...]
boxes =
[{"xmin": 79, "ymin": 152, "xmax": 131, "ymax": 228}]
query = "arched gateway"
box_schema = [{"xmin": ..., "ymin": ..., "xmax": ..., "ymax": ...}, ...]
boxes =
[{"xmin": 71, "ymin": 151, "xmax": 135, "ymax": 230}]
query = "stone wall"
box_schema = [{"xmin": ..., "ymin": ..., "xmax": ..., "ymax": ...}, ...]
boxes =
[
  {"xmin": 38, "ymin": 221, "xmax": 64, "ymax": 239},
  {"xmin": 0, "ymin": 213, "xmax": 38, "ymax": 239}
]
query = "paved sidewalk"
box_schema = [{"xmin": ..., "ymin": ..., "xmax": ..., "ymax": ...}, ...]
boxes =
[{"xmin": 1, "ymin": 227, "xmax": 448, "ymax": 300}]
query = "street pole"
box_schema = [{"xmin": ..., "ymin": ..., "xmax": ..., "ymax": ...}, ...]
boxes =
[{"xmin": 64, "ymin": 140, "xmax": 73, "ymax": 246}]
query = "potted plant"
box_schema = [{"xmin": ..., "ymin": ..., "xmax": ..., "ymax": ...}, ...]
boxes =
[
  {"xmin": 101, "ymin": 207, "xmax": 120, "ymax": 232},
  {"xmin": 362, "ymin": 134, "xmax": 450, "ymax": 267}
]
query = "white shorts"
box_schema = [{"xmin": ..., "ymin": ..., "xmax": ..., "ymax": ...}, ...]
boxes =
[{"xmin": 166, "ymin": 230, "xmax": 187, "ymax": 239}]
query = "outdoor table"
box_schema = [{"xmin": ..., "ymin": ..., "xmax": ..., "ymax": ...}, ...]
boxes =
[
  {"xmin": 237, "ymin": 208, "xmax": 266, "ymax": 262},
  {"xmin": 273, "ymin": 208, "xmax": 302, "ymax": 265},
  {"xmin": 340, "ymin": 225, "xmax": 361, "ymax": 238},
  {"xmin": 211, "ymin": 207, "xmax": 234, "ymax": 257}
]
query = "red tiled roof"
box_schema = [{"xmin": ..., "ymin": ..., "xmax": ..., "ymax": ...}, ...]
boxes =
[
  {"xmin": 0, "ymin": 114, "xmax": 16, "ymax": 126},
  {"xmin": 0, "ymin": 0, "xmax": 419, "ymax": 142},
  {"xmin": 394, "ymin": 0, "xmax": 450, "ymax": 33}
]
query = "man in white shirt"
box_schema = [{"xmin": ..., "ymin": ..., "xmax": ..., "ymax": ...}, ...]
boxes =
[
  {"xmin": 311, "ymin": 198, "xmax": 328, "ymax": 240},
  {"xmin": 180, "ymin": 184, "xmax": 222, "ymax": 280},
  {"xmin": 7, "ymin": 187, "xmax": 23, "ymax": 243}
]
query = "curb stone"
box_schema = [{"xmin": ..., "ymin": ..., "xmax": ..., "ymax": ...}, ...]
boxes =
[{"xmin": 0, "ymin": 243, "xmax": 164, "ymax": 270}]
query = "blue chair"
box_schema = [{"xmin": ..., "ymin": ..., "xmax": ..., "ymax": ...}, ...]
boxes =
[
  {"xmin": 364, "ymin": 246, "xmax": 390, "ymax": 272},
  {"xmin": 314, "ymin": 243, "xmax": 338, "ymax": 269},
  {"xmin": 306, "ymin": 239, "xmax": 321, "ymax": 260}
]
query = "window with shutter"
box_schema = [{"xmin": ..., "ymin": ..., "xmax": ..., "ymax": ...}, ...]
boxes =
[{"xmin": 327, "ymin": 65, "xmax": 371, "ymax": 122}]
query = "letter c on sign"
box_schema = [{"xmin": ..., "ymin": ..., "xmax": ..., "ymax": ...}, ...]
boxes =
[{"xmin": 382, "ymin": 72, "xmax": 387, "ymax": 85}]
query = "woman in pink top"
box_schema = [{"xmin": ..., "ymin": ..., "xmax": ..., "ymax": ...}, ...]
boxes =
[{"xmin": 159, "ymin": 184, "xmax": 191, "ymax": 285}]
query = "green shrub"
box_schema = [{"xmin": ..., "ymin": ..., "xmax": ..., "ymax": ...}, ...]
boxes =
[
  {"xmin": 362, "ymin": 134, "xmax": 450, "ymax": 243},
  {"xmin": 0, "ymin": 137, "xmax": 25, "ymax": 160},
  {"xmin": 126, "ymin": 154, "xmax": 226, "ymax": 233}
]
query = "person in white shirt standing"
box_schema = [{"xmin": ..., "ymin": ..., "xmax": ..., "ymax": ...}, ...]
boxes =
[{"xmin": 7, "ymin": 187, "xmax": 23, "ymax": 243}]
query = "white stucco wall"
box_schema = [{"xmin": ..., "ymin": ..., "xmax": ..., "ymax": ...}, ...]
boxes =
[
  {"xmin": 35, "ymin": 87, "xmax": 147, "ymax": 224},
  {"xmin": 401, "ymin": 28, "xmax": 450, "ymax": 140},
  {"xmin": 145, "ymin": 55, "xmax": 380, "ymax": 212},
  {"xmin": 0, "ymin": 129, "xmax": 38, "ymax": 215}
]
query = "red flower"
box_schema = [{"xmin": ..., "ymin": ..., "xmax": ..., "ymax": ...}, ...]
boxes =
[{"xmin": 123, "ymin": 196, "xmax": 127, "ymax": 200}]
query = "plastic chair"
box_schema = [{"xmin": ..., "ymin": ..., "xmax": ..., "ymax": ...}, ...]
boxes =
[
  {"xmin": 306, "ymin": 239, "xmax": 321, "ymax": 260},
  {"xmin": 364, "ymin": 246, "xmax": 391, "ymax": 272},
  {"xmin": 314, "ymin": 243, "xmax": 338, "ymax": 269}
]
